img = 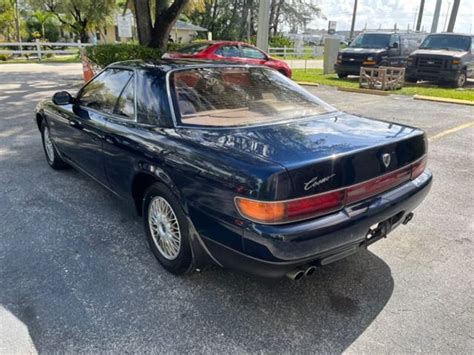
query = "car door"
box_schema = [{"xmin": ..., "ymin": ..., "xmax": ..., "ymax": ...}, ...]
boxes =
[
  {"xmin": 388, "ymin": 34, "xmax": 402, "ymax": 66},
  {"xmin": 66, "ymin": 68, "xmax": 133, "ymax": 184},
  {"xmin": 101, "ymin": 70, "xmax": 171, "ymax": 198}
]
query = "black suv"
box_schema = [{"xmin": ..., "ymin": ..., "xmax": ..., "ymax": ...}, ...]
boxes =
[
  {"xmin": 335, "ymin": 32, "xmax": 425, "ymax": 78},
  {"xmin": 406, "ymin": 33, "xmax": 474, "ymax": 87}
]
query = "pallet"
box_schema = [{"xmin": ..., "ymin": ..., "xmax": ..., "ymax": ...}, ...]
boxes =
[{"xmin": 360, "ymin": 66, "xmax": 405, "ymax": 91}]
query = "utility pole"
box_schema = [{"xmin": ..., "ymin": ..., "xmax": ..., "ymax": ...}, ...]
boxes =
[
  {"xmin": 256, "ymin": 0, "xmax": 270, "ymax": 52},
  {"xmin": 447, "ymin": 0, "xmax": 460, "ymax": 32},
  {"xmin": 15, "ymin": 0, "xmax": 23, "ymax": 55},
  {"xmin": 443, "ymin": 1, "xmax": 452, "ymax": 31},
  {"xmin": 431, "ymin": 0, "xmax": 442, "ymax": 33},
  {"xmin": 349, "ymin": 0, "xmax": 358, "ymax": 40},
  {"xmin": 416, "ymin": 0, "xmax": 425, "ymax": 31}
]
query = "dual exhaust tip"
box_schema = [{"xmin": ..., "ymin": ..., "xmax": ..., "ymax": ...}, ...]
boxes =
[{"xmin": 286, "ymin": 265, "xmax": 317, "ymax": 281}]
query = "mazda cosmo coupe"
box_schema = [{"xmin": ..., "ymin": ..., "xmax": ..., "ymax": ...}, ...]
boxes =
[{"xmin": 36, "ymin": 60, "xmax": 432, "ymax": 280}]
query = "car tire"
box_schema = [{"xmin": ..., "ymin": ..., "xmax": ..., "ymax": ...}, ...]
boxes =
[
  {"xmin": 453, "ymin": 71, "xmax": 467, "ymax": 88},
  {"xmin": 143, "ymin": 182, "xmax": 193, "ymax": 275},
  {"xmin": 40, "ymin": 120, "xmax": 68, "ymax": 170},
  {"xmin": 337, "ymin": 73, "xmax": 348, "ymax": 79}
]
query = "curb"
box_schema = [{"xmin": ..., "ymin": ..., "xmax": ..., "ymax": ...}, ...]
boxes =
[
  {"xmin": 413, "ymin": 95, "xmax": 474, "ymax": 106},
  {"xmin": 337, "ymin": 87, "xmax": 391, "ymax": 96},
  {"xmin": 296, "ymin": 81, "xmax": 319, "ymax": 87}
]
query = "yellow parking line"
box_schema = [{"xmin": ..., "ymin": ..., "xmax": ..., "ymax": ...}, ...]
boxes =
[{"xmin": 429, "ymin": 121, "xmax": 474, "ymax": 142}]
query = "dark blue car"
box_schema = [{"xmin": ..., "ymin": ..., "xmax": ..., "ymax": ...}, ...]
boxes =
[{"xmin": 35, "ymin": 60, "xmax": 432, "ymax": 280}]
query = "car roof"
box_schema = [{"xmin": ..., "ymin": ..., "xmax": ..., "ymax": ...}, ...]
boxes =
[
  {"xmin": 108, "ymin": 59, "xmax": 266, "ymax": 74},
  {"xmin": 426, "ymin": 32, "xmax": 473, "ymax": 37}
]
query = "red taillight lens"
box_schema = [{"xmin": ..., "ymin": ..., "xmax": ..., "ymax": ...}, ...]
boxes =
[
  {"xmin": 346, "ymin": 166, "xmax": 412, "ymax": 205},
  {"xmin": 235, "ymin": 190, "xmax": 344, "ymax": 224},
  {"xmin": 286, "ymin": 191, "xmax": 345, "ymax": 220},
  {"xmin": 411, "ymin": 156, "xmax": 427, "ymax": 180}
]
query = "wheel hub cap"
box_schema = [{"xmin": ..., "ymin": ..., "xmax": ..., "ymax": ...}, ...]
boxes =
[
  {"xmin": 148, "ymin": 196, "xmax": 181, "ymax": 260},
  {"xmin": 43, "ymin": 127, "xmax": 54, "ymax": 162}
]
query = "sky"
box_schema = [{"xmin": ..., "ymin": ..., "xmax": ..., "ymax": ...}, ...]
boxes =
[{"xmin": 309, "ymin": 0, "xmax": 474, "ymax": 33}]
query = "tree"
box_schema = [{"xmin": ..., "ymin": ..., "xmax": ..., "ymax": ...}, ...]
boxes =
[
  {"xmin": 0, "ymin": 0, "xmax": 16, "ymax": 41},
  {"xmin": 30, "ymin": 0, "xmax": 117, "ymax": 43},
  {"xmin": 134, "ymin": 0, "xmax": 191, "ymax": 49},
  {"xmin": 32, "ymin": 10, "xmax": 51, "ymax": 39}
]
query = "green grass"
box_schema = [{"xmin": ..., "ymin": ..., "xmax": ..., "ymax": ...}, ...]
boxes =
[
  {"xmin": 293, "ymin": 69, "xmax": 474, "ymax": 102},
  {"xmin": 0, "ymin": 54, "xmax": 80, "ymax": 64}
]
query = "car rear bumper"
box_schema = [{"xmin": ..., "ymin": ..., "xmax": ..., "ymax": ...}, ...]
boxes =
[
  {"xmin": 406, "ymin": 67, "xmax": 460, "ymax": 81},
  {"xmin": 202, "ymin": 170, "xmax": 432, "ymax": 278}
]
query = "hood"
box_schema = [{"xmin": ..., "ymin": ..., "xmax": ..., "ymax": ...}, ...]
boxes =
[
  {"xmin": 340, "ymin": 47, "xmax": 386, "ymax": 55},
  {"xmin": 410, "ymin": 48, "xmax": 467, "ymax": 58}
]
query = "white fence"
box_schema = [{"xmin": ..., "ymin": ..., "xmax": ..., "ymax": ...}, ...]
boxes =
[
  {"xmin": 0, "ymin": 41, "xmax": 92, "ymax": 60},
  {"xmin": 268, "ymin": 46, "xmax": 324, "ymax": 58}
]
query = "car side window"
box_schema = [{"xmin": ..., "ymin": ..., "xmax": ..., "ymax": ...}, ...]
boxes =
[
  {"xmin": 78, "ymin": 69, "xmax": 133, "ymax": 114},
  {"xmin": 389, "ymin": 34, "xmax": 400, "ymax": 49},
  {"xmin": 114, "ymin": 77, "xmax": 135, "ymax": 119},
  {"xmin": 135, "ymin": 72, "xmax": 169, "ymax": 126},
  {"xmin": 241, "ymin": 46, "xmax": 267, "ymax": 59},
  {"xmin": 215, "ymin": 45, "xmax": 241, "ymax": 58}
]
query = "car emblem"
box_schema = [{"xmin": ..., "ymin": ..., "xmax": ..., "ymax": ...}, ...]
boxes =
[
  {"xmin": 382, "ymin": 153, "xmax": 391, "ymax": 168},
  {"xmin": 304, "ymin": 173, "xmax": 336, "ymax": 191},
  {"xmin": 427, "ymin": 61, "xmax": 434, "ymax": 65},
  {"xmin": 349, "ymin": 58, "xmax": 355, "ymax": 61}
]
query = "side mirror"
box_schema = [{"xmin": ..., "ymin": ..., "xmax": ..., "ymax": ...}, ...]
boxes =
[
  {"xmin": 391, "ymin": 42, "xmax": 399, "ymax": 49},
  {"xmin": 52, "ymin": 91, "xmax": 73, "ymax": 105}
]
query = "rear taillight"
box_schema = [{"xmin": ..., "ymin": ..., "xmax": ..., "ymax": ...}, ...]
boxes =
[
  {"xmin": 235, "ymin": 190, "xmax": 344, "ymax": 224},
  {"xmin": 411, "ymin": 156, "xmax": 427, "ymax": 180},
  {"xmin": 346, "ymin": 166, "xmax": 412, "ymax": 205},
  {"xmin": 235, "ymin": 155, "xmax": 427, "ymax": 225}
]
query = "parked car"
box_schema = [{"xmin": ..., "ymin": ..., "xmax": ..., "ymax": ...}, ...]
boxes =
[
  {"xmin": 406, "ymin": 33, "xmax": 474, "ymax": 87},
  {"xmin": 163, "ymin": 41, "xmax": 292, "ymax": 78},
  {"xmin": 36, "ymin": 60, "xmax": 432, "ymax": 280},
  {"xmin": 335, "ymin": 31, "xmax": 426, "ymax": 78}
]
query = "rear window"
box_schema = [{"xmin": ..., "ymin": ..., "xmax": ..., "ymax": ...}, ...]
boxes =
[
  {"xmin": 170, "ymin": 67, "xmax": 333, "ymax": 127},
  {"xmin": 177, "ymin": 43, "xmax": 211, "ymax": 54}
]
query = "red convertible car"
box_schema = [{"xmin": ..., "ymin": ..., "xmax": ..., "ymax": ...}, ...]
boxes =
[{"xmin": 163, "ymin": 41, "xmax": 292, "ymax": 78}]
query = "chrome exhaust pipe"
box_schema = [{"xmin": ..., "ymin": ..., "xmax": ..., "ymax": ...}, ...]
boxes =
[
  {"xmin": 304, "ymin": 266, "xmax": 317, "ymax": 277},
  {"xmin": 286, "ymin": 269, "xmax": 305, "ymax": 281}
]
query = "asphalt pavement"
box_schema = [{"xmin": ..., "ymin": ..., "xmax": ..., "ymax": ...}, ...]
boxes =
[{"xmin": 0, "ymin": 63, "xmax": 473, "ymax": 353}]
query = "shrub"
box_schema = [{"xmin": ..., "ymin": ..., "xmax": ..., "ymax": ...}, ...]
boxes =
[
  {"xmin": 0, "ymin": 54, "xmax": 11, "ymax": 61},
  {"xmin": 167, "ymin": 42, "xmax": 186, "ymax": 52},
  {"xmin": 85, "ymin": 43, "xmax": 164, "ymax": 67},
  {"xmin": 269, "ymin": 35, "xmax": 293, "ymax": 48}
]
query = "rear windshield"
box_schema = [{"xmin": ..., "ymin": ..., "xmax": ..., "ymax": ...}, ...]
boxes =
[
  {"xmin": 350, "ymin": 33, "xmax": 391, "ymax": 49},
  {"xmin": 420, "ymin": 35, "xmax": 471, "ymax": 52},
  {"xmin": 176, "ymin": 43, "xmax": 211, "ymax": 54},
  {"xmin": 170, "ymin": 67, "xmax": 334, "ymax": 127}
]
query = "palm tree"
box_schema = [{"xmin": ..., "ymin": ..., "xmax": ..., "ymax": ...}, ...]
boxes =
[{"xmin": 32, "ymin": 10, "xmax": 51, "ymax": 40}]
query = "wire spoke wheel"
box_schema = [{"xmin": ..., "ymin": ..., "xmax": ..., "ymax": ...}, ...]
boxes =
[
  {"xmin": 43, "ymin": 126, "xmax": 55, "ymax": 162},
  {"xmin": 148, "ymin": 196, "xmax": 181, "ymax": 260}
]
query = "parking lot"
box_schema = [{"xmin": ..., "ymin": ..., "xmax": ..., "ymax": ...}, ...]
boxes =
[{"xmin": 0, "ymin": 63, "xmax": 473, "ymax": 353}]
